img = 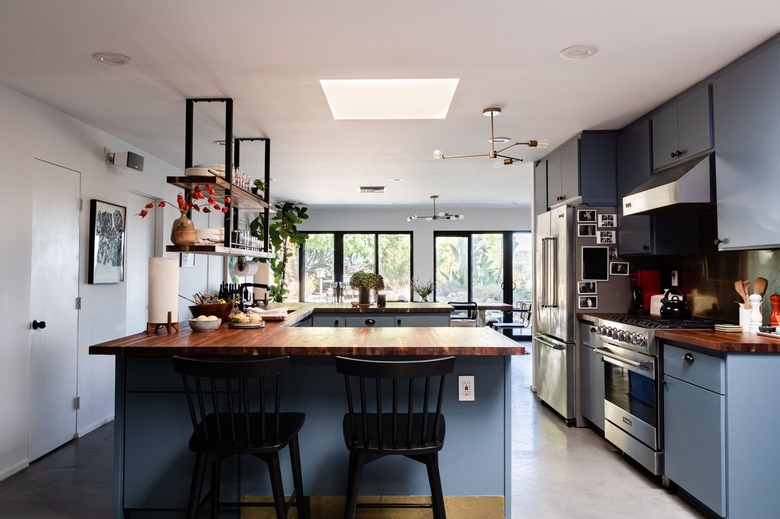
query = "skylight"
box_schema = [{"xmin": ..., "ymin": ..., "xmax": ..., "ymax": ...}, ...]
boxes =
[{"xmin": 320, "ymin": 79, "xmax": 459, "ymax": 120}]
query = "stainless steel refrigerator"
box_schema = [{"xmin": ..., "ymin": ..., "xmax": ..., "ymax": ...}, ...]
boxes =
[{"xmin": 533, "ymin": 204, "xmax": 630, "ymax": 426}]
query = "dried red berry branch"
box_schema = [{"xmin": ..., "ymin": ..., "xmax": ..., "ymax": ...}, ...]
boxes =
[{"xmin": 136, "ymin": 184, "xmax": 231, "ymax": 218}]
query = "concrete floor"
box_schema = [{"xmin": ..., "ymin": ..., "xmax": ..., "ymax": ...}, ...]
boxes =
[{"xmin": 0, "ymin": 352, "xmax": 705, "ymax": 518}]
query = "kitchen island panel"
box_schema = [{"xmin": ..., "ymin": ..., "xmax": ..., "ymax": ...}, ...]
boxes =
[{"xmin": 114, "ymin": 354, "xmax": 511, "ymax": 515}]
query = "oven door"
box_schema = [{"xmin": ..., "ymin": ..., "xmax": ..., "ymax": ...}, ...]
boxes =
[{"xmin": 595, "ymin": 340, "xmax": 659, "ymax": 450}]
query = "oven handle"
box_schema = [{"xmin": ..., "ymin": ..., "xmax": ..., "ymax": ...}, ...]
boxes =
[{"xmin": 594, "ymin": 347, "xmax": 654, "ymax": 377}]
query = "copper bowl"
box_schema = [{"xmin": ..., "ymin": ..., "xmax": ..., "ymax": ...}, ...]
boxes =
[{"xmin": 189, "ymin": 302, "xmax": 234, "ymax": 320}]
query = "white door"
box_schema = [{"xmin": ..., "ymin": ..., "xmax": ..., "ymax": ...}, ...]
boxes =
[
  {"xmin": 28, "ymin": 159, "xmax": 81, "ymax": 461},
  {"xmin": 125, "ymin": 192, "xmax": 156, "ymax": 335}
]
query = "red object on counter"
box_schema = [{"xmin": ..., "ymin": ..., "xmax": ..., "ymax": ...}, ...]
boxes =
[
  {"xmin": 770, "ymin": 293, "xmax": 780, "ymax": 326},
  {"xmin": 634, "ymin": 270, "xmax": 661, "ymax": 310}
]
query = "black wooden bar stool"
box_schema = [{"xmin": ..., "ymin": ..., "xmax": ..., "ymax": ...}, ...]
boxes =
[
  {"xmin": 172, "ymin": 356, "xmax": 307, "ymax": 519},
  {"xmin": 335, "ymin": 355, "xmax": 456, "ymax": 519}
]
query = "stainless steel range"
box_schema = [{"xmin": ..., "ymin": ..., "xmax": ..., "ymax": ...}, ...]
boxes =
[{"xmin": 591, "ymin": 315, "xmax": 715, "ymax": 475}]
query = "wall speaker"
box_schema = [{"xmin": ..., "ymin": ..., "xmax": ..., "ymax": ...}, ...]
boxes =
[{"xmin": 111, "ymin": 151, "xmax": 144, "ymax": 172}]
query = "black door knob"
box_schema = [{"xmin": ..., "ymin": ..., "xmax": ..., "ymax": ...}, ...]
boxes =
[{"xmin": 32, "ymin": 320, "xmax": 46, "ymax": 330}]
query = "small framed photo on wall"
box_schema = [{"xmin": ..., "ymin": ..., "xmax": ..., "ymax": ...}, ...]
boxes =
[
  {"xmin": 610, "ymin": 262, "xmax": 630, "ymax": 275},
  {"xmin": 578, "ymin": 209, "xmax": 596, "ymax": 222},
  {"xmin": 598, "ymin": 213, "xmax": 616, "ymax": 228},
  {"xmin": 578, "ymin": 224, "xmax": 596, "ymax": 237},
  {"xmin": 597, "ymin": 230, "xmax": 616, "ymax": 244},
  {"xmin": 577, "ymin": 281, "xmax": 597, "ymax": 294},
  {"xmin": 578, "ymin": 296, "xmax": 598, "ymax": 309}
]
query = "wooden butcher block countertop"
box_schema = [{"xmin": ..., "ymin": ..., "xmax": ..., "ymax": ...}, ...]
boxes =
[{"xmin": 90, "ymin": 302, "xmax": 526, "ymax": 357}]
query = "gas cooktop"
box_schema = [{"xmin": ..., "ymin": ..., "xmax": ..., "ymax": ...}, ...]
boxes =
[{"xmin": 602, "ymin": 315, "xmax": 716, "ymax": 330}]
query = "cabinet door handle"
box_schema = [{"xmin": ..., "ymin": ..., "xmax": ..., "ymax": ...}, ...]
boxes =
[
  {"xmin": 397, "ymin": 318, "xmax": 402, "ymax": 326},
  {"xmin": 32, "ymin": 320, "xmax": 47, "ymax": 330},
  {"xmin": 365, "ymin": 319, "xmax": 376, "ymax": 326},
  {"xmin": 643, "ymin": 245, "xmax": 650, "ymax": 251},
  {"xmin": 334, "ymin": 319, "xmax": 340, "ymax": 326},
  {"xmin": 683, "ymin": 352, "xmax": 694, "ymax": 362}
]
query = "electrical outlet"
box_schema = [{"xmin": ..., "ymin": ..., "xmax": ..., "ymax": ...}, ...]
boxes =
[
  {"xmin": 671, "ymin": 270, "xmax": 679, "ymax": 286},
  {"xmin": 458, "ymin": 375, "xmax": 475, "ymax": 401}
]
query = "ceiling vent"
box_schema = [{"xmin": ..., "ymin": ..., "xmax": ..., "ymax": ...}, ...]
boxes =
[{"xmin": 359, "ymin": 186, "xmax": 385, "ymax": 194}]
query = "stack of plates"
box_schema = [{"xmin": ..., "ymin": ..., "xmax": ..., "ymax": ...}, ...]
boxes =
[
  {"xmin": 196, "ymin": 227, "xmax": 225, "ymax": 244},
  {"xmin": 185, "ymin": 163, "xmax": 228, "ymax": 178},
  {"xmin": 714, "ymin": 324, "xmax": 742, "ymax": 333}
]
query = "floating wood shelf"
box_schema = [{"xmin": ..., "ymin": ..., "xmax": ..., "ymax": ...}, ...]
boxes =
[
  {"xmin": 166, "ymin": 175, "xmax": 271, "ymax": 211},
  {"xmin": 166, "ymin": 244, "xmax": 275, "ymax": 259}
]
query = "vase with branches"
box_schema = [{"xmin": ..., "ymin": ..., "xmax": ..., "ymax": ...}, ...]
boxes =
[{"xmin": 411, "ymin": 278, "xmax": 434, "ymax": 302}]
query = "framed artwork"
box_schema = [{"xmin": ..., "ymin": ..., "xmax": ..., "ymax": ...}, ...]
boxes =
[
  {"xmin": 578, "ymin": 209, "xmax": 596, "ymax": 222},
  {"xmin": 598, "ymin": 213, "xmax": 616, "ymax": 228},
  {"xmin": 610, "ymin": 247, "xmax": 618, "ymax": 260},
  {"xmin": 578, "ymin": 296, "xmax": 598, "ymax": 310},
  {"xmin": 611, "ymin": 262, "xmax": 630, "ymax": 275},
  {"xmin": 578, "ymin": 224, "xmax": 596, "ymax": 237},
  {"xmin": 180, "ymin": 253, "xmax": 195, "ymax": 268},
  {"xmin": 581, "ymin": 246, "xmax": 609, "ymax": 281},
  {"xmin": 597, "ymin": 230, "xmax": 616, "ymax": 244},
  {"xmin": 88, "ymin": 199, "xmax": 126, "ymax": 284},
  {"xmin": 577, "ymin": 281, "xmax": 597, "ymax": 294}
]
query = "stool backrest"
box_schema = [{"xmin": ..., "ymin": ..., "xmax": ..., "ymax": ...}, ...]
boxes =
[
  {"xmin": 449, "ymin": 301, "xmax": 477, "ymax": 320},
  {"xmin": 335, "ymin": 356, "xmax": 455, "ymax": 450},
  {"xmin": 172, "ymin": 356, "xmax": 290, "ymax": 448}
]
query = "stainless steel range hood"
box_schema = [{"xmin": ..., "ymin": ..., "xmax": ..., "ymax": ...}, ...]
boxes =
[{"xmin": 623, "ymin": 153, "xmax": 715, "ymax": 216}]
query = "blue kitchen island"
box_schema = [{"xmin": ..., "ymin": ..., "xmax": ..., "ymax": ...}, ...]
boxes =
[{"xmin": 90, "ymin": 303, "xmax": 526, "ymax": 518}]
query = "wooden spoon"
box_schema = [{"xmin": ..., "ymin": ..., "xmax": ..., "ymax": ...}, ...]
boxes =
[
  {"xmin": 754, "ymin": 277, "xmax": 768, "ymax": 297},
  {"xmin": 736, "ymin": 280, "xmax": 751, "ymax": 309}
]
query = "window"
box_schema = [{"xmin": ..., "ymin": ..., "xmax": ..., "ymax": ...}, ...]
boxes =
[{"xmin": 299, "ymin": 232, "xmax": 412, "ymax": 302}]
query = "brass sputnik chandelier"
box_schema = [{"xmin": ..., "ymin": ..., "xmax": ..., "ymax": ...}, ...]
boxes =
[
  {"xmin": 407, "ymin": 195, "xmax": 464, "ymax": 222},
  {"xmin": 433, "ymin": 107, "xmax": 549, "ymax": 166}
]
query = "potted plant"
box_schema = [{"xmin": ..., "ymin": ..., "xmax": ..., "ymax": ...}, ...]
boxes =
[
  {"xmin": 350, "ymin": 271, "xmax": 385, "ymax": 305},
  {"xmin": 249, "ymin": 201, "xmax": 309, "ymax": 302},
  {"xmin": 411, "ymin": 278, "xmax": 434, "ymax": 302},
  {"xmin": 252, "ymin": 178, "xmax": 266, "ymax": 197}
]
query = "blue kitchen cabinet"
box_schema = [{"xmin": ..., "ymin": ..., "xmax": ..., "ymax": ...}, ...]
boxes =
[
  {"xmin": 616, "ymin": 120, "xmax": 700, "ymax": 256},
  {"xmin": 579, "ymin": 322, "xmax": 604, "ymax": 431},
  {"xmin": 712, "ymin": 37, "xmax": 780, "ymax": 250},
  {"xmin": 663, "ymin": 341, "xmax": 780, "ymax": 518},
  {"xmin": 542, "ymin": 131, "xmax": 618, "ymax": 210},
  {"xmin": 534, "ymin": 158, "xmax": 548, "ymax": 215},
  {"xmin": 663, "ymin": 344, "xmax": 725, "ymax": 516},
  {"xmin": 652, "ymin": 84, "xmax": 712, "ymax": 170}
]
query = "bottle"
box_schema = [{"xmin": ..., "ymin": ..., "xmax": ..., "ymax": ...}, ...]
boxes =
[{"xmin": 770, "ymin": 293, "xmax": 780, "ymax": 327}]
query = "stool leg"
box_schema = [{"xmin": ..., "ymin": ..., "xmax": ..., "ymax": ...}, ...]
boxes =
[
  {"xmin": 289, "ymin": 435, "xmax": 307, "ymax": 519},
  {"xmin": 344, "ymin": 451, "xmax": 365, "ymax": 519},
  {"xmin": 267, "ymin": 452, "xmax": 287, "ymax": 518},
  {"xmin": 187, "ymin": 453, "xmax": 208, "ymax": 519},
  {"xmin": 425, "ymin": 454, "xmax": 446, "ymax": 519},
  {"xmin": 210, "ymin": 459, "xmax": 221, "ymax": 519}
]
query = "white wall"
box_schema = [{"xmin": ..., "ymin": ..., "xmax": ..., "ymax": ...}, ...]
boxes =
[
  {"xmin": 0, "ymin": 82, "xmax": 212, "ymax": 480},
  {"xmin": 302, "ymin": 206, "xmax": 532, "ymax": 283}
]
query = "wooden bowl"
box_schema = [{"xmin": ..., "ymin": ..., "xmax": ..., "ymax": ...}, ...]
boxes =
[{"xmin": 189, "ymin": 302, "xmax": 234, "ymax": 320}]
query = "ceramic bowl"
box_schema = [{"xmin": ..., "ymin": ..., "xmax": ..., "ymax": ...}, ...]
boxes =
[
  {"xmin": 189, "ymin": 302, "xmax": 234, "ymax": 320},
  {"xmin": 188, "ymin": 317, "xmax": 222, "ymax": 332}
]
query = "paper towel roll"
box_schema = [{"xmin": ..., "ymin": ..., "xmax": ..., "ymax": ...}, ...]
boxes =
[
  {"xmin": 232, "ymin": 260, "xmax": 259, "ymax": 277},
  {"xmin": 148, "ymin": 257, "xmax": 179, "ymax": 324}
]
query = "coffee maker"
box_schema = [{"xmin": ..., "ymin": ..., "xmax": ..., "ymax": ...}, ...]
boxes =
[{"xmin": 630, "ymin": 269, "xmax": 661, "ymax": 314}]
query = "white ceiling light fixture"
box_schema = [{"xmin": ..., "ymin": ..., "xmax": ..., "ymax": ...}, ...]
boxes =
[
  {"xmin": 407, "ymin": 195, "xmax": 464, "ymax": 222},
  {"xmin": 92, "ymin": 52, "xmax": 133, "ymax": 66},
  {"xmin": 433, "ymin": 107, "xmax": 549, "ymax": 165},
  {"xmin": 559, "ymin": 44, "xmax": 598, "ymax": 60},
  {"xmin": 321, "ymin": 78, "xmax": 459, "ymax": 120}
]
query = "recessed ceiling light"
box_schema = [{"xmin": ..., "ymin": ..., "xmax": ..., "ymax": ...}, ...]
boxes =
[
  {"xmin": 320, "ymin": 79, "xmax": 459, "ymax": 120},
  {"xmin": 92, "ymin": 52, "xmax": 133, "ymax": 66},
  {"xmin": 559, "ymin": 45, "xmax": 598, "ymax": 60},
  {"xmin": 389, "ymin": 177, "xmax": 405, "ymax": 182}
]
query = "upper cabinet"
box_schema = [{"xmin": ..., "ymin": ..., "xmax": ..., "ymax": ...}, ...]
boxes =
[
  {"xmin": 713, "ymin": 37, "xmax": 780, "ymax": 250},
  {"xmin": 617, "ymin": 120, "xmax": 700, "ymax": 256},
  {"xmin": 652, "ymin": 85, "xmax": 713, "ymax": 170},
  {"xmin": 538, "ymin": 131, "xmax": 618, "ymax": 212},
  {"xmin": 533, "ymin": 159, "xmax": 548, "ymax": 216}
]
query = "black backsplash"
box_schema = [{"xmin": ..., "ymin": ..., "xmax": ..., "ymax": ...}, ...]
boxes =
[{"xmin": 627, "ymin": 213, "xmax": 780, "ymax": 323}]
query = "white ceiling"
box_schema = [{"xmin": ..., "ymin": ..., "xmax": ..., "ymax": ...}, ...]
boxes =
[{"xmin": 1, "ymin": 1, "xmax": 778, "ymax": 210}]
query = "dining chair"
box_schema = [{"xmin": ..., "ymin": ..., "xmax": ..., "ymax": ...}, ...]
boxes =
[
  {"xmin": 448, "ymin": 301, "xmax": 478, "ymax": 327},
  {"xmin": 172, "ymin": 356, "xmax": 307, "ymax": 519},
  {"xmin": 334, "ymin": 355, "xmax": 456, "ymax": 519}
]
